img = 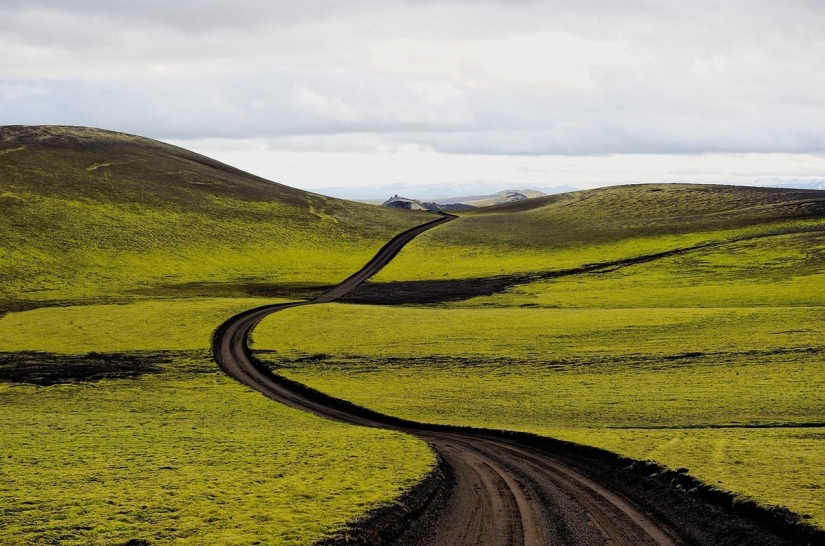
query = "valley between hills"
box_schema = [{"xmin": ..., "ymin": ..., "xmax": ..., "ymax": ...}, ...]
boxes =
[{"xmin": 1, "ymin": 125, "xmax": 824, "ymax": 545}]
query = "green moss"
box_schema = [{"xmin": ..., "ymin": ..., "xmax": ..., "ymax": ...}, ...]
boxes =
[
  {"xmin": 254, "ymin": 302, "xmax": 825, "ymax": 525},
  {"xmin": 6, "ymin": 128, "xmax": 825, "ymax": 537},
  {"xmin": 0, "ymin": 126, "xmax": 430, "ymax": 307},
  {"xmin": 253, "ymin": 220, "xmax": 825, "ymax": 527},
  {"xmin": 0, "ymin": 298, "xmax": 282, "ymax": 354},
  {"xmin": 0, "ymin": 363, "xmax": 434, "ymax": 545},
  {"xmin": 543, "ymin": 427, "xmax": 825, "ymax": 526},
  {"xmin": 452, "ymin": 230, "xmax": 825, "ymax": 309},
  {"xmin": 0, "ymin": 299, "xmax": 436, "ymax": 545},
  {"xmin": 375, "ymin": 184, "xmax": 825, "ymax": 281},
  {"xmin": 0, "ymin": 127, "xmax": 440, "ymax": 544}
]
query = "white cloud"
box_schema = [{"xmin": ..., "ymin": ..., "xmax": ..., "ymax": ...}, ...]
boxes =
[
  {"xmin": 0, "ymin": 83, "xmax": 46, "ymax": 101},
  {"xmin": 171, "ymin": 137, "xmax": 825, "ymax": 196},
  {"xmin": 288, "ymin": 86, "xmax": 363, "ymax": 124},
  {"xmin": 373, "ymin": 32, "xmax": 638, "ymax": 92},
  {"xmin": 3, "ymin": 0, "xmax": 825, "ymax": 191}
]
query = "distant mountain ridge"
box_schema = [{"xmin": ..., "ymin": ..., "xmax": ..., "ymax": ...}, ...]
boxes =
[
  {"xmin": 770, "ymin": 181, "xmax": 825, "ymax": 191},
  {"xmin": 381, "ymin": 189, "xmax": 545, "ymax": 212},
  {"xmin": 453, "ymin": 189, "xmax": 545, "ymax": 207}
]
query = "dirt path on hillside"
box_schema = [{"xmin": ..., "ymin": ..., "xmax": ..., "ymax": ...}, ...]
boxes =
[{"xmin": 212, "ymin": 214, "xmax": 808, "ymax": 546}]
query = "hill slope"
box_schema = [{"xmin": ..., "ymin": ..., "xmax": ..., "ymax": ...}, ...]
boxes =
[
  {"xmin": 0, "ymin": 126, "xmax": 430, "ymax": 309},
  {"xmin": 375, "ymin": 183, "xmax": 825, "ymax": 281},
  {"xmin": 0, "ymin": 126, "xmax": 437, "ymax": 545},
  {"xmin": 253, "ymin": 183, "xmax": 825, "ymax": 530}
]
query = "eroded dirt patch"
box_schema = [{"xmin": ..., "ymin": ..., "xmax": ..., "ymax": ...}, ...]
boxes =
[
  {"xmin": 341, "ymin": 277, "xmax": 519, "ymax": 304},
  {"xmin": 0, "ymin": 350, "xmax": 211, "ymax": 386},
  {"xmin": 132, "ymin": 281, "xmax": 332, "ymax": 301}
]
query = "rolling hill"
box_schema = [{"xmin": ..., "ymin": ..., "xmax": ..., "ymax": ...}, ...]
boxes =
[
  {"xmin": 0, "ymin": 125, "xmax": 430, "ymax": 310},
  {"xmin": 0, "ymin": 126, "xmax": 436, "ymax": 545},
  {"xmin": 253, "ymin": 182, "xmax": 825, "ymax": 530},
  {"xmin": 3, "ymin": 126, "xmax": 824, "ymax": 543},
  {"xmin": 374, "ymin": 182, "xmax": 825, "ymax": 281}
]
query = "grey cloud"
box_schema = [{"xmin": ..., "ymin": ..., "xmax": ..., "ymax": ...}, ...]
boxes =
[
  {"xmin": 1, "ymin": 0, "xmax": 825, "ymax": 155},
  {"xmin": 0, "ymin": 0, "xmax": 361, "ymax": 31}
]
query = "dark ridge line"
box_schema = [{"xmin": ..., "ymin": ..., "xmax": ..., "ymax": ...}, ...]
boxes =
[
  {"xmin": 269, "ymin": 346, "xmax": 824, "ymax": 372},
  {"xmin": 0, "ymin": 349, "xmax": 211, "ymax": 386}
]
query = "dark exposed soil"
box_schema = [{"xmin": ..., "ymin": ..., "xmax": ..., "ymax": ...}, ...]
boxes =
[
  {"xmin": 0, "ymin": 297, "xmax": 134, "ymax": 318},
  {"xmin": 341, "ymin": 276, "xmax": 519, "ymax": 304},
  {"xmin": 131, "ymin": 281, "xmax": 332, "ymax": 301},
  {"xmin": 0, "ymin": 350, "xmax": 211, "ymax": 386}
]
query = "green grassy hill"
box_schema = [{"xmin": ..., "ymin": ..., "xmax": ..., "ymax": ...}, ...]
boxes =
[
  {"xmin": 375, "ymin": 183, "xmax": 825, "ymax": 280},
  {"xmin": 0, "ymin": 125, "xmax": 430, "ymax": 310},
  {"xmin": 4, "ymin": 127, "xmax": 825, "ymax": 540},
  {"xmin": 0, "ymin": 126, "xmax": 436, "ymax": 545}
]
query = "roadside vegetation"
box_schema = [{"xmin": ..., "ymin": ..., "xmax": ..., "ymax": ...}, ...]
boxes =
[
  {"xmin": 253, "ymin": 187, "xmax": 825, "ymax": 527},
  {"xmin": 0, "ymin": 126, "xmax": 435, "ymax": 545}
]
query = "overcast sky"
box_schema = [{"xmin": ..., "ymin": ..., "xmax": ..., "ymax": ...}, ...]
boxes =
[{"xmin": 3, "ymin": 0, "xmax": 825, "ymax": 197}]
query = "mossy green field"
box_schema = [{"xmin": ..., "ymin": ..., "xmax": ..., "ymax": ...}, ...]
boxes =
[
  {"xmin": 253, "ymin": 192, "xmax": 825, "ymax": 527},
  {"xmin": 4, "ymin": 126, "xmax": 825, "ymax": 541},
  {"xmin": 0, "ymin": 298, "xmax": 287, "ymax": 354},
  {"xmin": 1, "ymin": 360, "xmax": 433, "ymax": 545},
  {"xmin": 0, "ymin": 127, "xmax": 436, "ymax": 545},
  {"xmin": 374, "ymin": 184, "xmax": 825, "ymax": 281},
  {"xmin": 0, "ymin": 126, "xmax": 429, "ymax": 308},
  {"xmin": 0, "ymin": 299, "xmax": 436, "ymax": 545}
]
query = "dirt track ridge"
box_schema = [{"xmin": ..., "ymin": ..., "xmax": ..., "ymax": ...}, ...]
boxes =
[{"xmin": 212, "ymin": 214, "xmax": 817, "ymax": 546}]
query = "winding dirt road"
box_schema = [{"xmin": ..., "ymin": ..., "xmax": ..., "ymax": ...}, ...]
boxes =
[{"xmin": 212, "ymin": 215, "xmax": 799, "ymax": 546}]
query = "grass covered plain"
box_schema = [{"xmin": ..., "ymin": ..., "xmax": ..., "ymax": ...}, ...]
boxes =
[
  {"xmin": 454, "ymin": 229, "xmax": 825, "ymax": 309},
  {"xmin": 0, "ymin": 298, "xmax": 286, "ymax": 354},
  {"xmin": 0, "ymin": 299, "xmax": 435, "ymax": 545},
  {"xmin": 6, "ymin": 127, "xmax": 825, "ymax": 539},
  {"xmin": 253, "ymin": 224, "xmax": 825, "ymax": 527}
]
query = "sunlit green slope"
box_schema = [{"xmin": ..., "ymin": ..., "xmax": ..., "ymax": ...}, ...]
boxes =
[
  {"xmin": 0, "ymin": 125, "xmax": 429, "ymax": 309},
  {"xmin": 0, "ymin": 298, "xmax": 436, "ymax": 546},
  {"xmin": 0, "ymin": 126, "xmax": 436, "ymax": 545},
  {"xmin": 254, "ymin": 183, "xmax": 825, "ymax": 527},
  {"xmin": 375, "ymin": 183, "xmax": 825, "ymax": 280}
]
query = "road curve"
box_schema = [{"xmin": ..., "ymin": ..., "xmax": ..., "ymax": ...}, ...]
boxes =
[{"xmin": 212, "ymin": 213, "xmax": 683, "ymax": 546}]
